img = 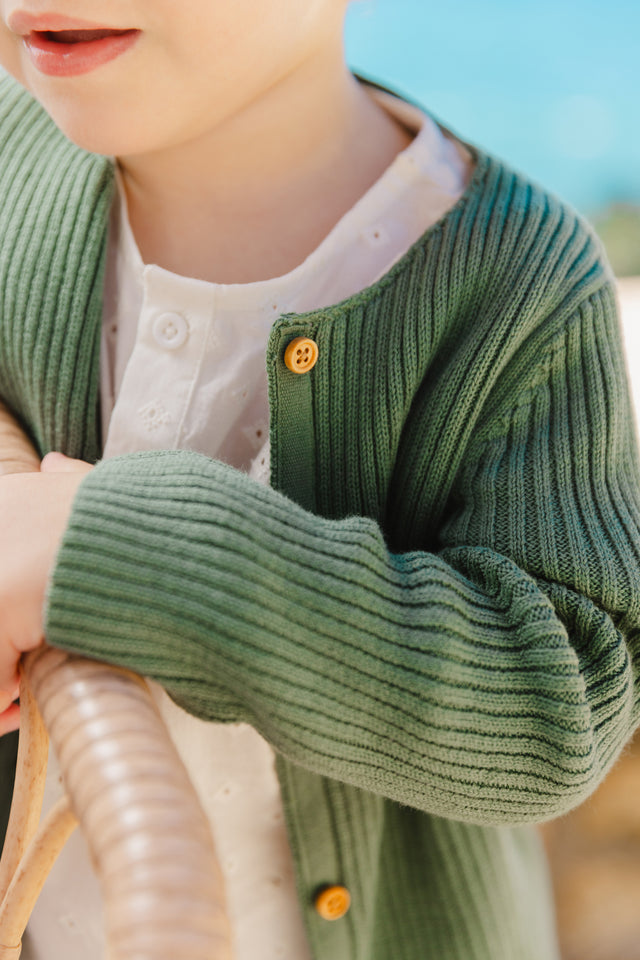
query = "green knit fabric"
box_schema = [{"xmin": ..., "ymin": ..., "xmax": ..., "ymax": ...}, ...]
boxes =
[{"xmin": 2, "ymin": 70, "xmax": 640, "ymax": 959}]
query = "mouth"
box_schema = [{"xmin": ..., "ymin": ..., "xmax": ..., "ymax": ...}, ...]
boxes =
[
  {"xmin": 34, "ymin": 27, "xmax": 135, "ymax": 43},
  {"xmin": 18, "ymin": 21, "xmax": 141, "ymax": 78}
]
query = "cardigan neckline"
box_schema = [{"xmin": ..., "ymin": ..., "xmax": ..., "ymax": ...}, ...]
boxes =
[
  {"xmin": 97, "ymin": 76, "xmax": 489, "ymax": 325},
  {"xmin": 0, "ymin": 68, "xmax": 497, "ymax": 467},
  {"xmin": 271, "ymin": 130, "xmax": 488, "ymax": 323}
]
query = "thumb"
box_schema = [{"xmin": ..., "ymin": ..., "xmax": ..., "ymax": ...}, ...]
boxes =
[{"xmin": 40, "ymin": 451, "xmax": 94, "ymax": 474}]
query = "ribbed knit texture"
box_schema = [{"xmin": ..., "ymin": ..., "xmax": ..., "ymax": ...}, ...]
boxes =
[
  {"xmin": 0, "ymin": 78, "xmax": 111, "ymax": 461},
  {"xmin": 2, "ymin": 71, "xmax": 640, "ymax": 959}
]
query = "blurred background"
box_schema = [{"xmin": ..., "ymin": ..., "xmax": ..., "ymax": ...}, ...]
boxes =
[
  {"xmin": 346, "ymin": 0, "xmax": 640, "ymax": 274},
  {"xmin": 346, "ymin": 3, "xmax": 640, "ymax": 959}
]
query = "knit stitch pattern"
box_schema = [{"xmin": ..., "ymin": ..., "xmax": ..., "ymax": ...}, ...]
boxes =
[{"xmin": 1, "ymin": 71, "xmax": 640, "ymax": 960}]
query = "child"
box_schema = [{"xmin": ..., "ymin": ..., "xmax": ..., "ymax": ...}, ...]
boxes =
[{"xmin": 1, "ymin": 1, "xmax": 639, "ymax": 958}]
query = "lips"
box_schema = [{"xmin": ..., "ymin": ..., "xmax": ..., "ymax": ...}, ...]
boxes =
[{"xmin": 20, "ymin": 24, "xmax": 141, "ymax": 77}]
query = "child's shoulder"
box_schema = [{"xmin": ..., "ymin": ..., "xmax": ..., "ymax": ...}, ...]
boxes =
[
  {"xmin": 417, "ymin": 111, "xmax": 615, "ymax": 338},
  {"xmin": 451, "ymin": 128, "xmax": 608, "ymax": 272},
  {"xmin": 353, "ymin": 77, "xmax": 614, "ymax": 330}
]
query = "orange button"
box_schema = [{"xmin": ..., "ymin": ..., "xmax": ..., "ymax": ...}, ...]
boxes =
[
  {"xmin": 284, "ymin": 337, "xmax": 319, "ymax": 374},
  {"xmin": 314, "ymin": 885, "xmax": 351, "ymax": 921}
]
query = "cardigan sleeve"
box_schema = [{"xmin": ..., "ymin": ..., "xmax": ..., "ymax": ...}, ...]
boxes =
[{"xmin": 42, "ymin": 279, "xmax": 640, "ymax": 828}]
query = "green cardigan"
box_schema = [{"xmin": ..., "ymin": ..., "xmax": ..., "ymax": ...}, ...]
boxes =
[{"xmin": 2, "ymin": 70, "xmax": 640, "ymax": 960}]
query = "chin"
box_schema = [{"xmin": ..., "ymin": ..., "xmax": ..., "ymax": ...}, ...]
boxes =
[
  {"xmin": 8, "ymin": 66, "xmax": 145, "ymax": 155},
  {"xmin": 31, "ymin": 94, "xmax": 148, "ymax": 156}
]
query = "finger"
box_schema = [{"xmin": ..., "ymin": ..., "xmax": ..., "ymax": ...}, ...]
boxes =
[
  {"xmin": 0, "ymin": 702, "xmax": 20, "ymax": 737},
  {"xmin": 40, "ymin": 452, "xmax": 93, "ymax": 474}
]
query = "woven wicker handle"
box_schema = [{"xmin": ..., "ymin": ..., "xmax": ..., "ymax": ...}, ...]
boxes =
[{"xmin": 0, "ymin": 403, "xmax": 232, "ymax": 959}]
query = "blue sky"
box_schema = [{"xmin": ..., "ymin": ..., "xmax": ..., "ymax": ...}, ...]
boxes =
[{"xmin": 345, "ymin": 0, "xmax": 639, "ymax": 215}]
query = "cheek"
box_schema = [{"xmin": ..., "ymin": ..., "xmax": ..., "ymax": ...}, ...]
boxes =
[{"xmin": 174, "ymin": 0, "xmax": 326, "ymax": 77}]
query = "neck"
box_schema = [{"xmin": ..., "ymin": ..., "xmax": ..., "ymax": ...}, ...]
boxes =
[{"xmin": 117, "ymin": 49, "xmax": 414, "ymax": 283}]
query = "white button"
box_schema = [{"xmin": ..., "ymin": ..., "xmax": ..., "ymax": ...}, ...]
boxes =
[{"xmin": 152, "ymin": 312, "xmax": 188, "ymax": 350}]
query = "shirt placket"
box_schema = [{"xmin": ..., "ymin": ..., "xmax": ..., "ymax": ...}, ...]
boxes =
[{"xmin": 102, "ymin": 266, "xmax": 213, "ymax": 459}]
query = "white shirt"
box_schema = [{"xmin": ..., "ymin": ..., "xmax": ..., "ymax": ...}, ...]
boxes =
[{"xmin": 24, "ymin": 88, "xmax": 473, "ymax": 960}]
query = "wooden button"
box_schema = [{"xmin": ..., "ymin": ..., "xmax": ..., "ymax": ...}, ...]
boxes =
[
  {"xmin": 284, "ymin": 337, "xmax": 319, "ymax": 374},
  {"xmin": 314, "ymin": 885, "xmax": 351, "ymax": 921}
]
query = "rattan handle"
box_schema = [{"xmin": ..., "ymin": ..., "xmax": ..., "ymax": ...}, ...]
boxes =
[
  {"xmin": 26, "ymin": 649, "xmax": 232, "ymax": 960},
  {"xmin": 0, "ymin": 402, "xmax": 232, "ymax": 958}
]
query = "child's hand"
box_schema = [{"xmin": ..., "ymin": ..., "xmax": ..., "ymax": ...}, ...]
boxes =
[{"xmin": 0, "ymin": 452, "xmax": 93, "ymax": 735}]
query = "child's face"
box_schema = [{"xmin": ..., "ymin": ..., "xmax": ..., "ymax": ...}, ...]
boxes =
[{"xmin": 0, "ymin": 0, "xmax": 348, "ymax": 156}]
